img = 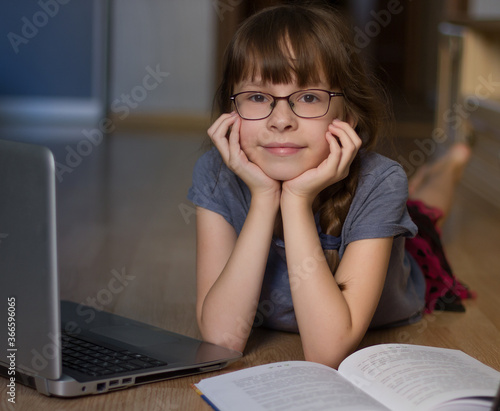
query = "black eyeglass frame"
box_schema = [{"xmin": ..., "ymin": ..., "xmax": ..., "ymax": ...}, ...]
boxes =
[{"xmin": 229, "ymin": 89, "xmax": 345, "ymax": 120}]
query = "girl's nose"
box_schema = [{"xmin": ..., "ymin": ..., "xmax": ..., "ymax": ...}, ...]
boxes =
[{"xmin": 267, "ymin": 99, "xmax": 297, "ymax": 131}]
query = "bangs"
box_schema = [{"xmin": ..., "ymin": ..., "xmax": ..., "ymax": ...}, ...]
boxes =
[
  {"xmin": 233, "ymin": 34, "xmax": 325, "ymax": 88},
  {"xmin": 226, "ymin": 8, "xmax": 341, "ymax": 90}
]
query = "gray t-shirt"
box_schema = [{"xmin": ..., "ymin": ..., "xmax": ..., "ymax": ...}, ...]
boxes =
[{"xmin": 188, "ymin": 148, "xmax": 425, "ymax": 331}]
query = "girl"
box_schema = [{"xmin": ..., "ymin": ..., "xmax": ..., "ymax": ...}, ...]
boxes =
[{"xmin": 188, "ymin": 4, "xmax": 472, "ymax": 368}]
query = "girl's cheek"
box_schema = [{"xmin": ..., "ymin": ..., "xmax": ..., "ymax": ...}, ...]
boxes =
[
  {"xmin": 238, "ymin": 125, "xmax": 249, "ymax": 148},
  {"xmin": 238, "ymin": 122, "xmax": 255, "ymax": 148}
]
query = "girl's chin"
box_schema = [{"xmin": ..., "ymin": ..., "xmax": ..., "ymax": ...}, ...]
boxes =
[{"xmin": 261, "ymin": 166, "xmax": 304, "ymax": 182}]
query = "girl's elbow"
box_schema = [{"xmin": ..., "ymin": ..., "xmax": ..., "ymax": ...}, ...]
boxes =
[
  {"xmin": 206, "ymin": 332, "xmax": 247, "ymax": 354},
  {"xmin": 197, "ymin": 308, "xmax": 248, "ymax": 353},
  {"xmin": 198, "ymin": 323, "xmax": 247, "ymax": 354},
  {"xmin": 302, "ymin": 331, "xmax": 359, "ymax": 369}
]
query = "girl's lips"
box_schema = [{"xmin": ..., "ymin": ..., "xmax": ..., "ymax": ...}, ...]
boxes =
[{"xmin": 263, "ymin": 143, "xmax": 304, "ymax": 156}]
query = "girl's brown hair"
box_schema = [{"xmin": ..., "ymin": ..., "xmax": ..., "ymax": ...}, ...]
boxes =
[{"xmin": 215, "ymin": 3, "xmax": 392, "ymax": 277}]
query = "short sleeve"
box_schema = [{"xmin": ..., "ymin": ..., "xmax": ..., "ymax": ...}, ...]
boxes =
[
  {"xmin": 340, "ymin": 153, "xmax": 417, "ymax": 257},
  {"xmin": 187, "ymin": 148, "xmax": 251, "ymax": 234}
]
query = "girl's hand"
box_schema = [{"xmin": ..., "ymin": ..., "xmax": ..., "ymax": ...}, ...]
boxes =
[
  {"xmin": 208, "ymin": 112, "xmax": 281, "ymax": 198},
  {"xmin": 282, "ymin": 119, "xmax": 362, "ymax": 204}
]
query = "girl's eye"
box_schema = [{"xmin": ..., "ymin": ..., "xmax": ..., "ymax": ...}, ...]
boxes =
[
  {"xmin": 248, "ymin": 93, "xmax": 269, "ymax": 103},
  {"xmin": 298, "ymin": 93, "xmax": 320, "ymax": 104}
]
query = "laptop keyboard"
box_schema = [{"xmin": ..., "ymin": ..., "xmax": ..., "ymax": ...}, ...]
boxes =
[{"xmin": 61, "ymin": 333, "xmax": 168, "ymax": 377}]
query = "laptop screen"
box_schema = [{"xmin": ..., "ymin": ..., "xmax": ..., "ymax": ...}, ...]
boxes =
[{"xmin": 0, "ymin": 139, "xmax": 61, "ymax": 380}]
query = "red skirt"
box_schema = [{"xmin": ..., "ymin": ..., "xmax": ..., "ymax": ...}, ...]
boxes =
[{"xmin": 405, "ymin": 200, "xmax": 476, "ymax": 313}]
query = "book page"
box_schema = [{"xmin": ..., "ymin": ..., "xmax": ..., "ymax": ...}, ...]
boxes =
[
  {"xmin": 195, "ymin": 361, "xmax": 390, "ymax": 411},
  {"xmin": 338, "ymin": 344, "xmax": 500, "ymax": 411}
]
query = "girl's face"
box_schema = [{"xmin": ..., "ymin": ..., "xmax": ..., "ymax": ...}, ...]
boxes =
[{"xmin": 234, "ymin": 78, "xmax": 348, "ymax": 181}]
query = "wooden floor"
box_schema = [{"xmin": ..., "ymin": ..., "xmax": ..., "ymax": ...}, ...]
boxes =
[{"xmin": 2, "ymin": 130, "xmax": 499, "ymax": 410}]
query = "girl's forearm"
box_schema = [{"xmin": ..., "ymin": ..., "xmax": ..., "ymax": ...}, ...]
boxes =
[
  {"xmin": 280, "ymin": 193, "xmax": 357, "ymax": 368},
  {"xmin": 198, "ymin": 193, "xmax": 280, "ymax": 352}
]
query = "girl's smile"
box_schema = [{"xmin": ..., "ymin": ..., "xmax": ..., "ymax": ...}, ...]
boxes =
[{"xmin": 262, "ymin": 142, "xmax": 305, "ymax": 156}]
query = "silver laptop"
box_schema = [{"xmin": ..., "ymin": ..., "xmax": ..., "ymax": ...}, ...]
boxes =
[{"xmin": 0, "ymin": 138, "xmax": 242, "ymax": 397}]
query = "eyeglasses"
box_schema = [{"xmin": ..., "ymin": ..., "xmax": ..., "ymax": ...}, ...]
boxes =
[{"xmin": 230, "ymin": 89, "xmax": 344, "ymax": 120}]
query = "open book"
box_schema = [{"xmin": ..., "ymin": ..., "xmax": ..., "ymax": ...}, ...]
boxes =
[{"xmin": 193, "ymin": 344, "xmax": 500, "ymax": 411}]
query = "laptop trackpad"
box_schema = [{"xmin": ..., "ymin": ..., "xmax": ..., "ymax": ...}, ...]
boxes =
[{"xmin": 90, "ymin": 325, "xmax": 181, "ymax": 347}]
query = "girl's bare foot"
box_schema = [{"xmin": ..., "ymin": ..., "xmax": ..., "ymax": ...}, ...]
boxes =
[
  {"xmin": 408, "ymin": 142, "xmax": 472, "ymax": 226},
  {"xmin": 408, "ymin": 142, "xmax": 472, "ymax": 197}
]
